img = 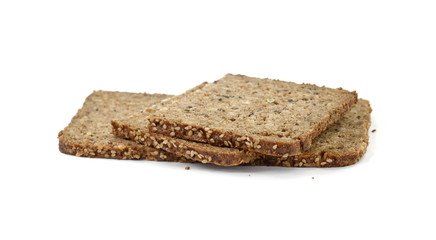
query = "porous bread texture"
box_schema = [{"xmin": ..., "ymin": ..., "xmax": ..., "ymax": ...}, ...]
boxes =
[
  {"xmin": 116, "ymin": 98, "xmax": 371, "ymax": 168},
  {"xmin": 146, "ymin": 74, "xmax": 358, "ymax": 157},
  {"xmin": 251, "ymin": 99, "xmax": 372, "ymax": 167},
  {"xmin": 112, "ymin": 117, "xmax": 259, "ymax": 166},
  {"xmin": 58, "ymin": 91, "xmax": 192, "ymax": 163},
  {"xmin": 59, "ymin": 91, "xmax": 370, "ymax": 168}
]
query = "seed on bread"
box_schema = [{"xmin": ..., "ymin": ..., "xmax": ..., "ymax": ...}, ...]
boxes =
[{"xmin": 146, "ymin": 74, "xmax": 358, "ymax": 157}]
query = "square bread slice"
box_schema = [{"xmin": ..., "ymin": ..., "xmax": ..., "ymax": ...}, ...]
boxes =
[
  {"xmin": 113, "ymin": 96, "xmax": 371, "ymax": 167},
  {"xmin": 59, "ymin": 91, "xmax": 371, "ymax": 168},
  {"xmin": 146, "ymin": 74, "xmax": 358, "ymax": 157},
  {"xmin": 252, "ymin": 99, "xmax": 372, "ymax": 167},
  {"xmin": 58, "ymin": 91, "xmax": 193, "ymax": 163},
  {"xmin": 112, "ymin": 116, "xmax": 260, "ymax": 166}
]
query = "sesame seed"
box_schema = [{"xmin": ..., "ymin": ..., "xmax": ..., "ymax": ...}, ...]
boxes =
[
  {"xmin": 272, "ymin": 145, "xmax": 277, "ymax": 150},
  {"xmin": 152, "ymin": 127, "xmax": 157, "ymax": 131},
  {"xmin": 326, "ymin": 159, "xmax": 333, "ymax": 163},
  {"xmin": 170, "ymin": 132, "xmax": 175, "ymax": 136},
  {"xmin": 175, "ymin": 127, "xmax": 181, "ymax": 131},
  {"xmin": 321, "ymin": 162, "xmax": 327, "ymax": 166},
  {"xmin": 162, "ymin": 124, "xmax": 167, "ymax": 129}
]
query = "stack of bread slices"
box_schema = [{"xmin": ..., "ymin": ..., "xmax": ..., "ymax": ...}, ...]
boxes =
[{"xmin": 58, "ymin": 74, "xmax": 372, "ymax": 167}]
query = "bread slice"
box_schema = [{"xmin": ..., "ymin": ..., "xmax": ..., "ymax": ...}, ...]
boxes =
[
  {"xmin": 146, "ymin": 74, "xmax": 358, "ymax": 157},
  {"xmin": 59, "ymin": 90, "xmax": 370, "ymax": 168},
  {"xmin": 113, "ymin": 95, "xmax": 370, "ymax": 167},
  {"xmin": 58, "ymin": 91, "xmax": 193, "ymax": 163},
  {"xmin": 251, "ymin": 99, "xmax": 372, "ymax": 167},
  {"xmin": 112, "ymin": 117, "xmax": 260, "ymax": 166}
]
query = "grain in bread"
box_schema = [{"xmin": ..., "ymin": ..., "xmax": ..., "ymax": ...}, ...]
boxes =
[
  {"xmin": 59, "ymin": 91, "xmax": 370, "ymax": 168},
  {"xmin": 113, "ymin": 94, "xmax": 371, "ymax": 167},
  {"xmin": 146, "ymin": 74, "xmax": 358, "ymax": 157},
  {"xmin": 58, "ymin": 91, "xmax": 193, "ymax": 163},
  {"xmin": 251, "ymin": 99, "xmax": 372, "ymax": 167},
  {"xmin": 112, "ymin": 115, "xmax": 260, "ymax": 166}
]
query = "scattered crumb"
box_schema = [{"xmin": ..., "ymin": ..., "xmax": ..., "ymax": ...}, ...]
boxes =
[
  {"xmin": 185, "ymin": 166, "xmax": 190, "ymax": 170},
  {"xmin": 312, "ymin": 177, "xmax": 315, "ymax": 179},
  {"xmin": 371, "ymin": 129, "xmax": 376, "ymax": 133},
  {"xmin": 248, "ymin": 174, "xmax": 251, "ymax": 176}
]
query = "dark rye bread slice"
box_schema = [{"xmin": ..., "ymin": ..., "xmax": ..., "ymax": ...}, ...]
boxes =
[
  {"xmin": 58, "ymin": 91, "xmax": 193, "ymax": 163},
  {"xmin": 146, "ymin": 74, "xmax": 358, "ymax": 157},
  {"xmin": 113, "ymin": 97, "xmax": 371, "ymax": 167}
]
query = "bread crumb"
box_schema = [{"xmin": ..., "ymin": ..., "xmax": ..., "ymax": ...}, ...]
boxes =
[
  {"xmin": 371, "ymin": 129, "xmax": 376, "ymax": 133},
  {"xmin": 185, "ymin": 166, "xmax": 190, "ymax": 170},
  {"xmin": 312, "ymin": 177, "xmax": 314, "ymax": 179}
]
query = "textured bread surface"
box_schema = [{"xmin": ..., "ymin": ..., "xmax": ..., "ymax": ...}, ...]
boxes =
[
  {"xmin": 251, "ymin": 99, "xmax": 372, "ymax": 167},
  {"xmin": 58, "ymin": 91, "xmax": 192, "ymax": 163},
  {"xmin": 146, "ymin": 74, "xmax": 358, "ymax": 156},
  {"xmin": 115, "ymin": 98, "xmax": 371, "ymax": 167},
  {"xmin": 112, "ymin": 119, "xmax": 259, "ymax": 166}
]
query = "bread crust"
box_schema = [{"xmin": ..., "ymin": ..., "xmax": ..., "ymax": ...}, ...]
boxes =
[
  {"xmin": 59, "ymin": 90, "xmax": 370, "ymax": 168},
  {"xmin": 147, "ymin": 74, "xmax": 358, "ymax": 157},
  {"xmin": 58, "ymin": 90, "xmax": 192, "ymax": 163},
  {"xmin": 112, "ymin": 120, "xmax": 259, "ymax": 166},
  {"xmin": 58, "ymin": 137, "xmax": 192, "ymax": 162}
]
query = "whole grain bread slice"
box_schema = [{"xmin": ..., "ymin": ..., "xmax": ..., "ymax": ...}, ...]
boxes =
[
  {"xmin": 146, "ymin": 74, "xmax": 358, "ymax": 157},
  {"xmin": 58, "ymin": 91, "xmax": 193, "ymax": 163},
  {"xmin": 113, "ymin": 93, "xmax": 370, "ymax": 167},
  {"xmin": 59, "ymin": 90, "xmax": 370, "ymax": 168},
  {"xmin": 112, "ymin": 117, "xmax": 260, "ymax": 166},
  {"xmin": 251, "ymin": 99, "xmax": 372, "ymax": 167}
]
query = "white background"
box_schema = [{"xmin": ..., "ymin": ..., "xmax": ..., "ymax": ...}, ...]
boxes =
[{"xmin": 1, "ymin": 1, "xmax": 435, "ymax": 239}]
